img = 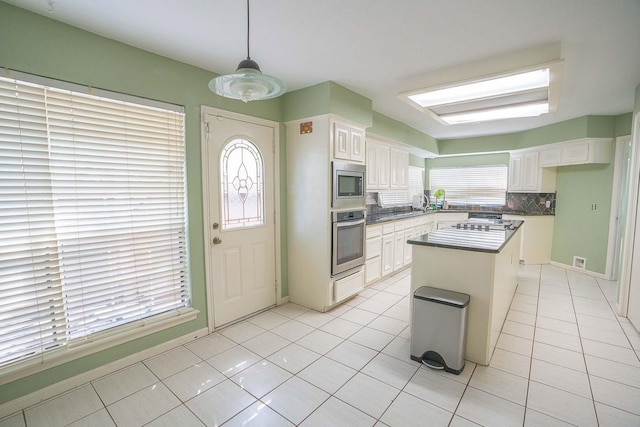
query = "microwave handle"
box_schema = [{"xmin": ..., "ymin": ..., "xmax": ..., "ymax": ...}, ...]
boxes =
[{"xmin": 336, "ymin": 218, "xmax": 365, "ymax": 227}]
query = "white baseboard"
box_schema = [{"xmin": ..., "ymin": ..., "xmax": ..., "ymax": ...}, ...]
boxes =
[
  {"xmin": 279, "ymin": 296, "xmax": 290, "ymax": 305},
  {"xmin": 0, "ymin": 327, "xmax": 209, "ymax": 419},
  {"xmin": 549, "ymin": 261, "xmax": 607, "ymax": 279}
]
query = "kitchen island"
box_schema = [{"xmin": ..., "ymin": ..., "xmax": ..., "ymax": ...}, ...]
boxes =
[{"xmin": 407, "ymin": 220, "xmax": 523, "ymax": 365}]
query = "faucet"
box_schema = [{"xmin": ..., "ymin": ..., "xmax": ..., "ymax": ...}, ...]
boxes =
[{"xmin": 421, "ymin": 193, "xmax": 430, "ymax": 212}]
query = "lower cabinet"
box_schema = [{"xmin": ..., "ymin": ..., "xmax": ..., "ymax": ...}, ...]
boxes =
[
  {"xmin": 503, "ymin": 214, "xmax": 554, "ymax": 264},
  {"xmin": 381, "ymin": 234, "xmax": 394, "ymax": 276},
  {"xmin": 334, "ymin": 269, "xmax": 364, "ymax": 303}
]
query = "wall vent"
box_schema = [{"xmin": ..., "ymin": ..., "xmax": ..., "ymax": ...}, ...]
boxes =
[{"xmin": 573, "ymin": 256, "xmax": 586, "ymax": 270}]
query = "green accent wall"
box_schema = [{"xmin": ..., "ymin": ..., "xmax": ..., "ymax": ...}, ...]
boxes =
[{"xmin": 369, "ymin": 111, "xmax": 439, "ymax": 154}]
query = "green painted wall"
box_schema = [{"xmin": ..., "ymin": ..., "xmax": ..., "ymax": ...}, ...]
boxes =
[
  {"xmin": 425, "ymin": 153, "xmax": 510, "ymax": 187},
  {"xmin": 551, "ymin": 162, "xmax": 615, "ymax": 273},
  {"xmin": 615, "ymin": 113, "xmax": 633, "ymax": 137},
  {"xmin": 369, "ymin": 111, "xmax": 439, "ymax": 154},
  {"xmin": 0, "ymin": 2, "xmax": 287, "ymax": 404}
]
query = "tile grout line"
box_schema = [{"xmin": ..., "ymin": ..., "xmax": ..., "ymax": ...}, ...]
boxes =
[{"xmin": 521, "ymin": 264, "xmax": 541, "ymax": 427}]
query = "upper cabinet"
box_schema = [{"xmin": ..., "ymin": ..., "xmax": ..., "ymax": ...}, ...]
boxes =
[
  {"xmin": 509, "ymin": 149, "xmax": 556, "ymax": 193},
  {"xmin": 366, "ymin": 138, "xmax": 409, "ymax": 191},
  {"xmin": 390, "ymin": 148, "xmax": 410, "ymax": 189},
  {"xmin": 539, "ymin": 138, "xmax": 612, "ymax": 167},
  {"xmin": 332, "ymin": 121, "xmax": 365, "ymax": 163},
  {"xmin": 366, "ymin": 140, "xmax": 390, "ymax": 190}
]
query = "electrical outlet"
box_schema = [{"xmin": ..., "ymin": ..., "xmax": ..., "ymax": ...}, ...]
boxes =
[
  {"xmin": 546, "ymin": 200, "xmax": 551, "ymax": 208},
  {"xmin": 591, "ymin": 203, "xmax": 597, "ymax": 210}
]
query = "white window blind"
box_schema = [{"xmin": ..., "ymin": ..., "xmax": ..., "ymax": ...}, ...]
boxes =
[
  {"xmin": 408, "ymin": 166, "xmax": 425, "ymax": 197},
  {"xmin": 0, "ymin": 75, "xmax": 190, "ymax": 369},
  {"xmin": 429, "ymin": 165, "xmax": 508, "ymax": 205}
]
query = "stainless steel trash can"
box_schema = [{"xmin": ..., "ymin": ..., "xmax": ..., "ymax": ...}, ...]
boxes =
[{"xmin": 410, "ymin": 286, "xmax": 470, "ymax": 375}]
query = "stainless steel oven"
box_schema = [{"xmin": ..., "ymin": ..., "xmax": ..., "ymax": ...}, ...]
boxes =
[
  {"xmin": 332, "ymin": 209, "xmax": 366, "ymax": 276},
  {"xmin": 332, "ymin": 161, "xmax": 366, "ymax": 208}
]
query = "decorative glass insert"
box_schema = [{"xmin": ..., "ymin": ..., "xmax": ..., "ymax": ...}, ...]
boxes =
[{"xmin": 221, "ymin": 138, "xmax": 264, "ymax": 229}]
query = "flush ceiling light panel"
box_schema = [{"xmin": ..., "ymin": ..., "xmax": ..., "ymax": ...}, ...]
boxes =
[{"xmin": 400, "ymin": 61, "xmax": 563, "ymax": 125}]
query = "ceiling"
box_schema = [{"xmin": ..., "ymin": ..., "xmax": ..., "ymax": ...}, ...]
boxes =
[{"xmin": 6, "ymin": 0, "xmax": 640, "ymax": 140}]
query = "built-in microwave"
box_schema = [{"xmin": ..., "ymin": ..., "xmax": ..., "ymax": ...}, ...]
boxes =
[{"xmin": 332, "ymin": 161, "xmax": 366, "ymax": 208}]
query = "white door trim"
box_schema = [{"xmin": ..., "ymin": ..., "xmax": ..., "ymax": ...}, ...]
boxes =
[
  {"xmin": 605, "ymin": 135, "xmax": 632, "ymax": 280},
  {"xmin": 200, "ymin": 106, "xmax": 282, "ymax": 333}
]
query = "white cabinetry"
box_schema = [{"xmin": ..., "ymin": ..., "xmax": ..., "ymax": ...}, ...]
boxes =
[
  {"xmin": 509, "ymin": 149, "xmax": 556, "ymax": 193},
  {"xmin": 365, "ymin": 140, "xmax": 390, "ymax": 191},
  {"xmin": 390, "ymin": 148, "xmax": 409, "ymax": 189},
  {"xmin": 365, "ymin": 225, "xmax": 382, "ymax": 285},
  {"xmin": 334, "ymin": 270, "xmax": 364, "ymax": 303},
  {"xmin": 381, "ymin": 233, "xmax": 394, "ymax": 276},
  {"xmin": 539, "ymin": 138, "xmax": 612, "ymax": 167},
  {"xmin": 393, "ymin": 222, "xmax": 405, "ymax": 271},
  {"xmin": 332, "ymin": 121, "xmax": 365, "ymax": 163},
  {"xmin": 503, "ymin": 215, "xmax": 555, "ymax": 264}
]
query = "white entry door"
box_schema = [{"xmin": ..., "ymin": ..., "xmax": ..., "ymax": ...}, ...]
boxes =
[{"xmin": 204, "ymin": 112, "xmax": 276, "ymax": 328}]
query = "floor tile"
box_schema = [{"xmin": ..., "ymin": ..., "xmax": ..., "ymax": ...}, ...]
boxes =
[
  {"xmin": 526, "ymin": 381, "xmax": 597, "ymax": 426},
  {"xmin": 523, "ymin": 408, "xmax": 574, "ymax": 426},
  {"xmin": 496, "ymin": 332, "xmax": 533, "ymax": 356},
  {"xmin": 319, "ymin": 317, "xmax": 363, "ymax": 338},
  {"xmin": 448, "ymin": 415, "xmax": 482, "ymax": 427},
  {"xmin": 455, "ymin": 387, "xmax": 525, "ymax": 427},
  {"xmin": 106, "ymin": 382, "xmax": 180, "ymax": 427},
  {"xmin": 590, "ymin": 375, "xmax": 640, "ymax": 415},
  {"xmin": 404, "ymin": 367, "xmax": 466, "ymax": 412},
  {"xmin": 530, "ymin": 358, "xmax": 591, "ymax": 398},
  {"xmin": 295, "ymin": 310, "xmax": 334, "ymax": 328},
  {"xmin": 535, "ymin": 316, "xmax": 579, "ymax": 336},
  {"xmin": 184, "ymin": 333, "xmax": 236, "ymax": 360},
  {"xmin": 512, "ymin": 293, "xmax": 539, "ymax": 306},
  {"xmin": 361, "ymin": 352, "xmax": 419, "ymax": 389},
  {"xmin": 339, "ymin": 307, "xmax": 378, "ymax": 325},
  {"xmin": 334, "ymin": 372, "xmax": 399, "ymax": 418},
  {"xmin": 510, "ymin": 301, "xmax": 537, "ymax": 314},
  {"xmin": 205, "ymin": 345, "xmax": 261, "ymax": 377},
  {"xmin": 186, "ymin": 380, "xmax": 256, "ymax": 426},
  {"xmin": 489, "ymin": 348, "xmax": 531, "ymax": 378},
  {"xmin": 24, "ymin": 384, "xmax": 103, "ymax": 427},
  {"xmin": 220, "ymin": 322, "xmax": 267, "ymax": 343},
  {"xmin": 532, "ymin": 341, "xmax": 586, "ymax": 372},
  {"xmin": 581, "ymin": 338, "xmax": 640, "ymax": 366},
  {"xmin": 534, "ymin": 328, "xmax": 583, "ymax": 352},
  {"xmin": 297, "ymin": 357, "xmax": 357, "ymax": 394},
  {"xmin": 242, "ymin": 331, "xmax": 291, "ymax": 358},
  {"xmin": 468, "ymin": 365, "xmax": 528, "ymax": 404},
  {"xmin": 247, "ymin": 311, "xmax": 290, "ymax": 330},
  {"xmin": 224, "ymin": 401, "xmax": 294, "ymax": 427},
  {"xmin": 263, "ymin": 376, "xmax": 329, "ymax": 424},
  {"xmin": 144, "ymin": 346, "xmax": 201, "ymax": 379},
  {"xmin": 366, "ymin": 315, "xmax": 408, "ymax": 335},
  {"xmin": 382, "ymin": 304, "xmax": 411, "ymax": 322},
  {"xmin": 92, "ymin": 363, "xmax": 157, "ymax": 406},
  {"xmin": 326, "ymin": 340, "xmax": 378, "ymax": 370},
  {"xmin": 585, "ymin": 355, "xmax": 640, "ymax": 388},
  {"xmin": 267, "ymin": 343, "xmax": 321, "ymax": 374},
  {"xmin": 231, "ymin": 360, "xmax": 292, "ymax": 398},
  {"xmin": 357, "ymin": 298, "xmax": 394, "ymax": 314},
  {"xmin": 506, "ymin": 309, "xmax": 536, "ymax": 326},
  {"xmin": 579, "ymin": 326, "xmax": 631, "ymax": 347},
  {"xmin": 67, "ymin": 409, "xmax": 115, "ymax": 427},
  {"xmin": 270, "ymin": 303, "xmax": 309, "ymax": 318},
  {"xmin": 381, "ymin": 336, "xmax": 413, "ymax": 362},
  {"xmin": 296, "ymin": 329, "xmax": 344, "ymax": 354},
  {"xmin": 501, "ymin": 320, "xmax": 535, "ymax": 340},
  {"xmin": 271, "ymin": 319, "xmax": 314, "ymax": 341},
  {"xmin": 595, "ymin": 401, "xmax": 640, "ymax": 427},
  {"xmin": 429, "ymin": 360, "xmax": 477, "ymax": 385},
  {"xmin": 348, "ymin": 326, "xmax": 395, "ymax": 351},
  {"xmin": 162, "ymin": 362, "xmax": 226, "ymax": 401},
  {"xmin": 299, "ymin": 396, "xmax": 375, "ymax": 427},
  {"xmin": 0, "ymin": 413, "xmax": 25, "ymax": 427},
  {"xmin": 145, "ymin": 405, "xmax": 205, "ymax": 427},
  {"xmin": 380, "ymin": 391, "xmax": 452, "ymax": 427}
]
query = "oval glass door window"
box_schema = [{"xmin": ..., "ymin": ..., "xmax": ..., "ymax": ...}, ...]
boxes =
[{"xmin": 220, "ymin": 138, "xmax": 264, "ymax": 230}]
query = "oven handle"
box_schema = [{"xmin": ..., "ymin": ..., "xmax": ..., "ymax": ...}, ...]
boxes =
[{"xmin": 335, "ymin": 218, "xmax": 365, "ymax": 227}]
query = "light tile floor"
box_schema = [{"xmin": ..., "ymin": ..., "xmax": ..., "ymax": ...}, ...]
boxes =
[{"xmin": 2, "ymin": 264, "xmax": 640, "ymax": 426}]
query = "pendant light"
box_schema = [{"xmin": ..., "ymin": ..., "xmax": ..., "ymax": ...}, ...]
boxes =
[{"xmin": 209, "ymin": 0, "xmax": 286, "ymax": 102}]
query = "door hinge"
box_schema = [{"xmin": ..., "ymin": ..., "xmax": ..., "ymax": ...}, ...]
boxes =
[{"xmin": 205, "ymin": 122, "xmax": 211, "ymax": 134}]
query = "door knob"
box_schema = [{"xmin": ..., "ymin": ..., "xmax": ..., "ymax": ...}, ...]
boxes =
[
  {"xmin": 212, "ymin": 223, "xmax": 219, "ymax": 230},
  {"xmin": 213, "ymin": 237, "xmax": 222, "ymax": 245}
]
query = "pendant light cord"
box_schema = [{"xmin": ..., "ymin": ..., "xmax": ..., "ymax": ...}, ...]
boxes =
[{"xmin": 246, "ymin": 0, "xmax": 251, "ymax": 60}]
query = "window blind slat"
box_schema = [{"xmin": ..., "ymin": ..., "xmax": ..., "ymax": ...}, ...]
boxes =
[
  {"xmin": 429, "ymin": 165, "xmax": 508, "ymax": 205},
  {"xmin": 0, "ymin": 74, "xmax": 190, "ymax": 369}
]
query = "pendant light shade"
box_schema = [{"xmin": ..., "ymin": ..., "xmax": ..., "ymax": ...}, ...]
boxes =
[{"xmin": 209, "ymin": 0, "xmax": 286, "ymax": 102}]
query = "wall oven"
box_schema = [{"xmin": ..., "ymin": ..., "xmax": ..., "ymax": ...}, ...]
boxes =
[
  {"xmin": 332, "ymin": 209, "xmax": 366, "ymax": 276},
  {"xmin": 332, "ymin": 161, "xmax": 366, "ymax": 208}
]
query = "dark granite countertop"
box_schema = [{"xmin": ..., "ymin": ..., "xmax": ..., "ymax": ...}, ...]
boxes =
[
  {"xmin": 366, "ymin": 209, "xmax": 551, "ymax": 225},
  {"xmin": 407, "ymin": 220, "xmax": 524, "ymax": 253}
]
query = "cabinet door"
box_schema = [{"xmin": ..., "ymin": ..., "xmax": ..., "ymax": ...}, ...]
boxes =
[
  {"xmin": 540, "ymin": 147, "xmax": 562, "ymax": 167},
  {"xmin": 390, "ymin": 149, "xmax": 409, "ymax": 189},
  {"xmin": 333, "ymin": 122, "xmax": 350, "ymax": 160},
  {"xmin": 365, "ymin": 256, "xmax": 381, "ymax": 285},
  {"xmin": 350, "ymin": 128, "xmax": 365, "ymax": 163},
  {"xmin": 522, "ymin": 151, "xmax": 540, "ymax": 191},
  {"xmin": 509, "ymin": 154, "xmax": 522, "ymax": 190},
  {"xmin": 366, "ymin": 143, "xmax": 379, "ymax": 190},
  {"xmin": 403, "ymin": 228, "xmax": 413, "ymax": 266},
  {"xmin": 393, "ymin": 231, "xmax": 404, "ymax": 270},
  {"xmin": 366, "ymin": 236, "xmax": 382, "ymax": 259},
  {"xmin": 561, "ymin": 142, "xmax": 590, "ymax": 165},
  {"xmin": 377, "ymin": 145, "xmax": 391, "ymax": 190},
  {"xmin": 381, "ymin": 235, "xmax": 394, "ymax": 275}
]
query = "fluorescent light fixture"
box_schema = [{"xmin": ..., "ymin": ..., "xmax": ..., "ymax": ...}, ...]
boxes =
[
  {"xmin": 407, "ymin": 69, "xmax": 550, "ymax": 107},
  {"xmin": 400, "ymin": 61, "xmax": 562, "ymax": 125},
  {"xmin": 440, "ymin": 102, "xmax": 549, "ymax": 124}
]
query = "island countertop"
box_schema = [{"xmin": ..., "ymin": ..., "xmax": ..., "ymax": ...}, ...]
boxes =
[{"xmin": 408, "ymin": 220, "xmax": 524, "ymax": 253}]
